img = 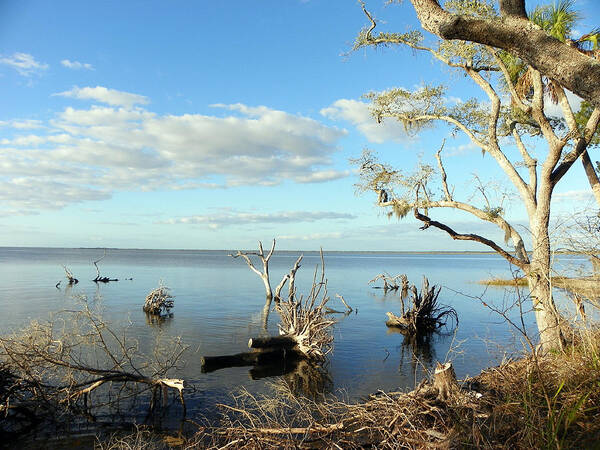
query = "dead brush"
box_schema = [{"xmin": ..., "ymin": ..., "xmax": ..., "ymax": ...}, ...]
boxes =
[
  {"xmin": 275, "ymin": 251, "xmax": 335, "ymax": 361},
  {"xmin": 386, "ymin": 276, "xmax": 458, "ymax": 334},
  {"xmin": 143, "ymin": 283, "xmax": 174, "ymax": 316},
  {"xmin": 193, "ymin": 375, "xmax": 486, "ymax": 449}
]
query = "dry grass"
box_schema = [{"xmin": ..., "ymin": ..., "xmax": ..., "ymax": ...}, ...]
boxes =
[
  {"xmin": 478, "ymin": 277, "xmax": 528, "ymax": 286},
  {"xmin": 185, "ymin": 326, "xmax": 600, "ymax": 449}
]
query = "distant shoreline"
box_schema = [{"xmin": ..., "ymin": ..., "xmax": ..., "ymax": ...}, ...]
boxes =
[{"xmin": 0, "ymin": 246, "xmax": 593, "ymax": 256}]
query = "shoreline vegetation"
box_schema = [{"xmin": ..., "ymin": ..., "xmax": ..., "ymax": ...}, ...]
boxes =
[
  {"xmin": 480, "ymin": 275, "xmax": 600, "ymax": 297},
  {"xmin": 92, "ymin": 328, "xmax": 600, "ymax": 449},
  {"xmin": 2, "ymin": 245, "xmax": 597, "ymax": 255}
]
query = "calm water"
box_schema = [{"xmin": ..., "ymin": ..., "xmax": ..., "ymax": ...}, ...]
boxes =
[{"xmin": 0, "ymin": 247, "xmax": 588, "ymax": 425}]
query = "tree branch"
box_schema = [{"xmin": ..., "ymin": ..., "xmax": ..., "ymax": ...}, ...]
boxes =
[
  {"xmin": 413, "ymin": 208, "xmax": 528, "ymax": 269},
  {"xmin": 551, "ymin": 108, "xmax": 600, "ymax": 184},
  {"xmin": 499, "ymin": 0, "xmax": 527, "ymax": 19},
  {"xmin": 407, "ymin": 0, "xmax": 600, "ymax": 107}
]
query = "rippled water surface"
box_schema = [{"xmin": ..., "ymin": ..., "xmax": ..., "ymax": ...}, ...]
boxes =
[{"xmin": 0, "ymin": 247, "xmax": 587, "ymax": 423}]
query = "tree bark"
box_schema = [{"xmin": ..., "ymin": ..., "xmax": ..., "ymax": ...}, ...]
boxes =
[
  {"xmin": 408, "ymin": 0, "xmax": 600, "ymax": 107},
  {"xmin": 248, "ymin": 335, "xmax": 297, "ymax": 350},
  {"xmin": 499, "ymin": 0, "xmax": 527, "ymax": 18},
  {"xmin": 433, "ymin": 362, "xmax": 458, "ymax": 401},
  {"xmin": 527, "ymin": 211, "xmax": 566, "ymax": 351}
]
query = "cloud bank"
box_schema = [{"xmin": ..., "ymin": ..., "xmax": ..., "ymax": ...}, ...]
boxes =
[
  {"xmin": 161, "ymin": 210, "xmax": 356, "ymax": 229},
  {"xmin": 0, "ymin": 87, "xmax": 348, "ymax": 213}
]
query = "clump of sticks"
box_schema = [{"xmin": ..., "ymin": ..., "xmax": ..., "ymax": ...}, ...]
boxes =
[
  {"xmin": 369, "ymin": 273, "xmax": 409, "ymax": 295},
  {"xmin": 143, "ymin": 282, "xmax": 174, "ymax": 316},
  {"xmin": 275, "ymin": 250, "xmax": 335, "ymax": 361},
  {"xmin": 385, "ymin": 276, "xmax": 457, "ymax": 334}
]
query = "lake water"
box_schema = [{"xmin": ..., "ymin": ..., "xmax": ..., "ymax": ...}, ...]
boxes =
[{"xmin": 0, "ymin": 247, "xmax": 588, "ymax": 428}]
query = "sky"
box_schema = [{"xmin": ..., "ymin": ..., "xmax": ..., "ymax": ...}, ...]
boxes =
[{"xmin": 1, "ymin": 0, "xmax": 599, "ymax": 251}]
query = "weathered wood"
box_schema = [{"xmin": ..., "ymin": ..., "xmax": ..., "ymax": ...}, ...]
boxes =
[
  {"xmin": 385, "ymin": 312, "xmax": 410, "ymax": 328},
  {"xmin": 248, "ymin": 335, "xmax": 297, "ymax": 350},
  {"xmin": 433, "ymin": 362, "xmax": 458, "ymax": 401}
]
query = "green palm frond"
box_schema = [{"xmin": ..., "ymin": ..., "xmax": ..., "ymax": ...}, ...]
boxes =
[{"xmin": 530, "ymin": 0, "xmax": 580, "ymax": 41}]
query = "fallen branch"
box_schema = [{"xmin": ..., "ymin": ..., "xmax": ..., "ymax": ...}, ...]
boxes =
[
  {"xmin": 92, "ymin": 249, "xmax": 119, "ymax": 282},
  {"xmin": 62, "ymin": 265, "xmax": 79, "ymax": 284}
]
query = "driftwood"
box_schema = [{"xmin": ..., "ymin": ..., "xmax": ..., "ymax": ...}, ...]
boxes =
[
  {"xmin": 143, "ymin": 283, "xmax": 174, "ymax": 315},
  {"xmin": 275, "ymin": 250, "xmax": 335, "ymax": 361},
  {"xmin": 92, "ymin": 249, "xmax": 119, "ymax": 282},
  {"xmin": 369, "ymin": 273, "xmax": 409, "ymax": 296},
  {"xmin": 63, "ymin": 265, "xmax": 79, "ymax": 284},
  {"xmin": 385, "ymin": 276, "xmax": 457, "ymax": 335},
  {"xmin": 248, "ymin": 335, "xmax": 297, "ymax": 350}
]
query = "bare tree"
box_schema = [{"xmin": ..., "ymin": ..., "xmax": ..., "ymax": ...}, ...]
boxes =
[
  {"xmin": 229, "ymin": 240, "xmax": 277, "ymax": 305},
  {"xmin": 352, "ymin": 2, "xmax": 600, "ymax": 350}
]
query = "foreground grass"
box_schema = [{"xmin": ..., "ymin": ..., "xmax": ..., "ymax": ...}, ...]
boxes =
[{"xmin": 97, "ymin": 328, "xmax": 600, "ymax": 449}]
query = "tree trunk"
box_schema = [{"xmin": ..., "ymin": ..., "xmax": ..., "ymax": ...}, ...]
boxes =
[
  {"xmin": 262, "ymin": 274, "xmax": 273, "ymax": 304},
  {"xmin": 527, "ymin": 214, "xmax": 566, "ymax": 351},
  {"xmin": 433, "ymin": 362, "xmax": 458, "ymax": 401}
]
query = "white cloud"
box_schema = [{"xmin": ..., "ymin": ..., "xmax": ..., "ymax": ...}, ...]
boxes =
[
  {"xmin": 61, "ymin": 59, "xmax": 94, "ymax": 70},
  {"xmin": 54, "ymin": 86, "xmax": 149, "ymax": 108},
  {"xmin": 0, "ymin": 119, "xmax": 45, "ymax": 130},
  {"xmin": 0, "ymin": 52, "xmax": 48, "ymax": 76},
  {"xmin": 160, "ymin": 211, "xmax": 356, "ymax": 229},
  {"xmin": 0, "ymin": 91, "xmax": 349, "ymax": 212},
  {"xmin": 320, "ymin": 99, "xmax": 411, "ymax": 144}
]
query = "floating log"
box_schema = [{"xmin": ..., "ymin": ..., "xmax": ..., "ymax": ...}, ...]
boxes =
[
  {"xmin": 248, "ymin": 335, "xmax": 297, "ymax": 350},
  {"xmin": 433, "ymin": 362, "xmax": 458, "ymax": 401}
]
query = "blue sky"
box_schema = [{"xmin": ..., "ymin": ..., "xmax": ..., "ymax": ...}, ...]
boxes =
[{"xmin": 1, "ymin": 0, "xmax": 599, "ymax": 251}]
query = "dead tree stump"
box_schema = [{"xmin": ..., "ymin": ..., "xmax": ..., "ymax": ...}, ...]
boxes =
[{"xmin": 433, "ymin": 362, "xmax": 458, "ymax": 401}]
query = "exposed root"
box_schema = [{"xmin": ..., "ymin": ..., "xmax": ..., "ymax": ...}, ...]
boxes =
[{"xmin": 386, "ymin": 276, "xmax": 458, "ymax": 334}]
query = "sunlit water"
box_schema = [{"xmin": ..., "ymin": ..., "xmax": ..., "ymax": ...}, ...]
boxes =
[{"xmin": 0, "ymin": 247, "xmax": 589, "ymax": 431}]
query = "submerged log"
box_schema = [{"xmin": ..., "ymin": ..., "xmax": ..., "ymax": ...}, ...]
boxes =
[
  {"xmin": 201, "ymin": 348, "xmax": 299, "ymax": 373},
  {"xmin": 433, "ymin": 362, "xmax": 458, "ymax": 401}
]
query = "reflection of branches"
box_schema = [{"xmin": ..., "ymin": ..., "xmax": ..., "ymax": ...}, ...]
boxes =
[
  {"xmin": 276, "ymin": 359, "xmax": 332, "ymax": 399},
  {"xmin": 0, "ymin": 303, "xmax": 187, "ymax": 435}
]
